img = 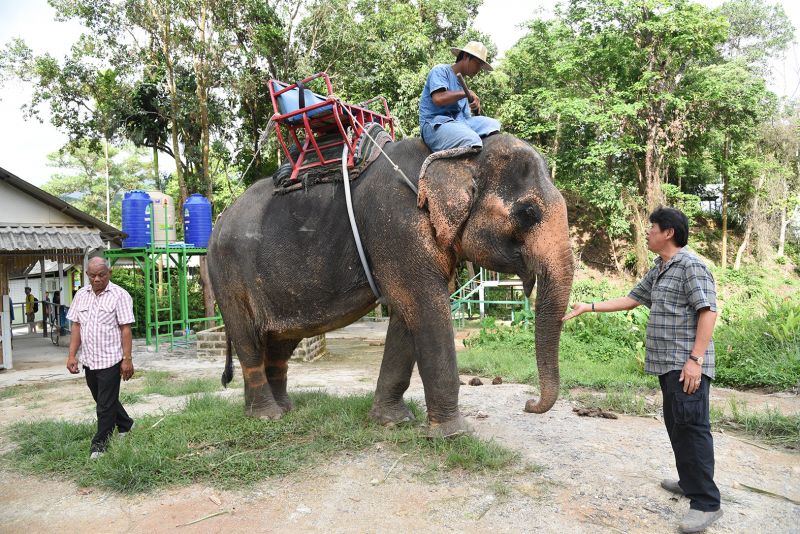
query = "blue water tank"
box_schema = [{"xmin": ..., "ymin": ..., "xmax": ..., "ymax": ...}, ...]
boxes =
[
  {"xmin": 183, "ymin": 194, "xmax": 212, "ymax": 248},
  {"xmin": 122, "ymin": 190, "xmax": 152, "ymax": 248}
]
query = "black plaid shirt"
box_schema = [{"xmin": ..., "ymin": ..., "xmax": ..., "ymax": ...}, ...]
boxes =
[{"xmin": 628, "ymin": 248, "xmax": 717, "ymax": 378}]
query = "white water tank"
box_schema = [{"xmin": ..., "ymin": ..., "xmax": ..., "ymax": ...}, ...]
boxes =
[{"xmin": 148, "ymin": 191, "xmax": 177, "ymax": 245}]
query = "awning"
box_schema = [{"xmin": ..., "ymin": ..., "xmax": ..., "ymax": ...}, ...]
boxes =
[{"xmin": 0, "ymin": 225, "xmax": 104, "ymax": 268}]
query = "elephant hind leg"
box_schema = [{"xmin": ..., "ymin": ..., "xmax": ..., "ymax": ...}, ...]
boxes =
[
  {"xmin": 265, "ymin": 337, "xmax": 300, "ymax": 413},
  {"xmin": 369, "ymin": 314, "xmax": 416, "ymax": 426},
  {"xmin": 230, "ymin": 328, "xmax": 284, "ymax": 420}
]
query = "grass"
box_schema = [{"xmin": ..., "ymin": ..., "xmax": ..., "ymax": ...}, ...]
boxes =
[
  {"xmin": 459, "ymin": 272, "xmax": 800, "ymax": 393},
  {"xmin": 712, "ymin": 400, "xmax": 800, "ymax": 449},
  {"xmin": 0, "ymin": 382, "xmax": 62, "ymax": 401},
  {"xmin": 5, "ymin": 392, "xmax": 519, "ymax": 493},
  {"xmin": 119, "ymin": 370, "xmax": 228, "ymax": 404},
  {"xmin": 459, "ymin": 343, "xmax": 657, "ymax": 390},
  {"xmin": 570, "ymin": 390, "xmax": 800, "ymax": 449},
  {"xmin": 569, "ymin": 387, "xmax": 657, "ymax": 416}
]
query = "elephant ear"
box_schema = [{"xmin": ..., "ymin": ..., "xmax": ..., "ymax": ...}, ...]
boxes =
[{"xmin": 417, "ymin": 156, "xmax": 478, "ymax": 250}]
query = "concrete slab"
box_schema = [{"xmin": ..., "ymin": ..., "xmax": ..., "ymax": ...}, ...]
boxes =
[{"xmin": 327, "ymin": 320, "xmax": 389, "ymax": 340}]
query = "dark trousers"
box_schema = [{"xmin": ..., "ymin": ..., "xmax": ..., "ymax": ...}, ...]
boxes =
[
  {"xmin": 84, "ymin": 362, "xmax": 134, "ymax": 452},
  {"xmin": 660, "ymin": 370, "xmax": 721, "ymax": 511}
]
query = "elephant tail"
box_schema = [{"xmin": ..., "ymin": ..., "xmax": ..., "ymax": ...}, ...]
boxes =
[{"xmin": 221, "ymin": 333, "xmax": 234, "ymax": 388}]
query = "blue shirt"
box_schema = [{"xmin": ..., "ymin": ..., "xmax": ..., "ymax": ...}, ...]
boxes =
[{"xmin": 419, "ymin": 64, "xmax": 471, "ymax": 127}]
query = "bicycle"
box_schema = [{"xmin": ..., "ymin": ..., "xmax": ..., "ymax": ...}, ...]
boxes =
[{"xmin": 49, "ymin": 310, "xmax": 60, "ymax": 346}]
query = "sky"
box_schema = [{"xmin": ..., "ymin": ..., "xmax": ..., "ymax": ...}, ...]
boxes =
[{"xmin": 1, "ymin": 0, "xmax": 799, "ymax": 186}]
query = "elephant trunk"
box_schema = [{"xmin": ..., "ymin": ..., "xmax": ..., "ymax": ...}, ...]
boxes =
[{"xmin": 524, "ymin": 247, "xmax": 574, "ymax": 414}]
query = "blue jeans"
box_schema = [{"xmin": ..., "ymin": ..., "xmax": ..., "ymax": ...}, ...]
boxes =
[
  {"xmin": 421, "ymin": 116, "xmax": 501, "ymax": 152},
  {"xmin": 660, "ymin": 370, "xmax": 721, "ymax": 511}
]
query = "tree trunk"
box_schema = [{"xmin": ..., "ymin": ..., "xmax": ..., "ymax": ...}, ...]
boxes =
[
  {"xmin": 720, "ymin": 136, "xmax": 730, "ymax": 269},
  {"xmin": 734, "ymin": 172, "xmax": 765, "ymax": 270},
  {"xmin": 152, "ymin": 146, "xmax": 160, "ymax": 190},
  {"xmin": 151, "ymin": 1, "xmax": 188, "ymax": 206},
  {"xmin": 777, "ymin": 205, "xmax": 788, "ymax": 258},
  {"xmin": 103, "ymin": 136, "xmax": 111, "ymax": 225},
  {"xmin": 199, "ymin": 256, "xmax": 216, "ymax": 328},
  {"xmin": 551, "ymin": 113, "xmax": 561, "ymax": 182},
  {"xmin": 193, "ymin": 1, "xmax": 216, "ymax": 322},
  {"xmin": 623, "ymin": 189, "xmax": 649, "ymax": 276}
]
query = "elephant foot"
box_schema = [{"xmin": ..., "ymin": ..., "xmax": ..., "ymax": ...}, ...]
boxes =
[
  {"xmin": 369, "ymin": 401, "xmax": 415, "ymax": 427},
  {"xmin": 245, "ymin": 402, "xmax": 285, "ymax": 420},
  {"xmin": 273, "ymin": 393, "xmax": 294, "ymax": 414},
  {"xmin": 427, "ymin": 415, "xmax": 474, "ymax": 439}
]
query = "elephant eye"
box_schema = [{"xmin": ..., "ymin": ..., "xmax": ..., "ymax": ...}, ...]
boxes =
[{"xmin": 512, "ymin": 203, "xmax": 542, "ymax": 230}]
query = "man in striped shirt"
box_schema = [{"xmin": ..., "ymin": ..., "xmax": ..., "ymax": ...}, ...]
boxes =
[
  {"xmin": 563, "ymin": 207, "xmax": 722, "ymax": 534},
  {"xmin": 66, "ymin": 257, "xmax": 135, "ymax": 459}
]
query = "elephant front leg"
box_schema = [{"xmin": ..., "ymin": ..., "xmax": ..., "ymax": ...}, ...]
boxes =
[
  {"xmin": 370, "ymin": 314, "xmax": 416, "ymax": 426},
  {"xmin": 409, "ymin": 302, "xmax": 473, "ymax": 438}
]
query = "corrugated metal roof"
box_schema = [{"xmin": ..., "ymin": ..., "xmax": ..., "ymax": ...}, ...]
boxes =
[
  {"xmin": 0, "ymin": 167, "xmax": 123, "ymax": 241},
  {"xmin": 26, "ymin": 259, "xmax": 75, "ymax": 275},
  {"xmin": 0, "ymin": 225, "xmax": 104, "ymax": 252}
]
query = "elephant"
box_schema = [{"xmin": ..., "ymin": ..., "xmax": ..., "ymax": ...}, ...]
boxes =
[{"xmin": 207, "ymin": 133, "xmax": 574, "ymax": 437}]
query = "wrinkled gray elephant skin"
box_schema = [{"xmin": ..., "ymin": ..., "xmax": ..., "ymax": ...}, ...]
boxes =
[{"xmin": 207, "ymin": 134, "xmax": 574, "ymax": 437}]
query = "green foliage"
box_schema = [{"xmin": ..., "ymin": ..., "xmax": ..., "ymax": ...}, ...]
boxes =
[
  {"xmin": 662, "ymin": 183, "xmax": 702, "ymax": 224},
  {"xmin": 715, "ymin": 295, "xmax": 800, "ymax": 390},
  {"xmin": 110, "ymin": 265, "xmax": 206, "ymax": 338},
  {"xmin": 460, "ymin": 275, "xmax": 799, "ymax": 392},
  {"xmin": 5, "ymin": 392, "xmax": 518, "ymax": 493},
  {"xmin": 42, "ymin": 142, "xmax": 155, "ymax": 227}
]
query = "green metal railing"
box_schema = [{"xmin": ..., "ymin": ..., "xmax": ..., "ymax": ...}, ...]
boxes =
[{"xmin": 449, "ymin": 268, "xmax": 530, "ymax": 326}]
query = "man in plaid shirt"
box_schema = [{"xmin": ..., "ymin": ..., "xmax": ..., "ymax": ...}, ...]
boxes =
[
  {"xmin": 563, "ymin": 207, "xmax": 722, "ymax": 534},
  {"xmin": 66, "ymin": 257, "xmax": 135, "ymax": 459}
]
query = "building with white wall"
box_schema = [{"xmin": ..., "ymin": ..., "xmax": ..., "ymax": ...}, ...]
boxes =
[{"xmin": 0, "ymin": 166, "xmax": 123, "ymax": 369}]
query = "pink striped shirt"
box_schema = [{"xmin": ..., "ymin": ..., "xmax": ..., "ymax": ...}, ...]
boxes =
[{"xmin": 66, "ymin": 281, "xmax": 135, "ymax": 370}]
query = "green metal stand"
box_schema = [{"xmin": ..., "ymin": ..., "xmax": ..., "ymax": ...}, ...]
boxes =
[
  {"xmin": 106, "ymin": 245, "xmax": 220, "ymax": 350},
  {"xmin": 105, "ymin": 201, "xmax": 220, "ymax": 350},
  {"xmin": 450, "ymin": 268, "xmax": 530, "ymax": 326}
]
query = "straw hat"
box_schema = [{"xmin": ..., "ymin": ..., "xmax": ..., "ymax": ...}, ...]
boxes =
[{"xmin": 450, "ymin": 41, "xmax": 493, "ymax": 71}]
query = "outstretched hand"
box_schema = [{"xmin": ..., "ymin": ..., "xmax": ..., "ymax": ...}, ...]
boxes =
[{"xmin": 562, "ymin": 302, "xmax": 591, "ymax": 322}]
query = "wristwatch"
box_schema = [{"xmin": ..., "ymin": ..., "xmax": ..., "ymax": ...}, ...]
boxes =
[{"xmin": 688, "ymin": 354, "xmax": 704, "ymax": 366}]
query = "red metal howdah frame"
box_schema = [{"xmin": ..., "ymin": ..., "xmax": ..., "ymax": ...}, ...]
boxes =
[{"xmin": 269, "ymin": 72, "xmax": 395, "ymax": 183}]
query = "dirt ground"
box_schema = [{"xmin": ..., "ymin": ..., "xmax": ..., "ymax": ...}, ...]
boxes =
[{"xmin": 0, "ymin": 332, "xmax": 798, "ymax": 534}]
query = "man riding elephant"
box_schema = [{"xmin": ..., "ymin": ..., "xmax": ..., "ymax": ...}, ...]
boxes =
[{"xmin": 419, "ymin": 41, "xmax": 501, "ymax": 153}]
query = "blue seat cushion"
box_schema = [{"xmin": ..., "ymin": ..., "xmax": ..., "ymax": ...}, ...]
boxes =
[{"xmin": 272, "ymin": 81, "xmax": 333, "ymax": 122}]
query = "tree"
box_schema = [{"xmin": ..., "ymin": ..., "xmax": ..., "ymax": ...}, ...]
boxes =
[
  {"xmin": 719, "ymin": 0, "xmax": 794, "ymax": 70},
  {"xmin": 759, "ymin": 101, "xmax": 800, "ymax": 259},
  {"xmin": 682, "ymin": 62, "xmax": 775, "ymax": 268},
  {"xmin": 43, "ymin": 143, "xmax": 154, "ymax": 227},
  {"xmin": 498, "ymin": 0, "xmax": 729, "ymax": 274}
]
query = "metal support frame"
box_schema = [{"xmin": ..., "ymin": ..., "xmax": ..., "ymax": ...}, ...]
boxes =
[
  {"xmin": 450, "ymin": 268, "xmax": 530, "ymax": 325},
  {"xmin": 104, "ymin": 201, "xmax": 220, "ymax": 351},
  {"xmin": 1, "ymin": 294, "xmax": 11, "ymax": 369},
  {"xmin": 269, "ymin": 72, "xmax": 395, "ymax": 183}
]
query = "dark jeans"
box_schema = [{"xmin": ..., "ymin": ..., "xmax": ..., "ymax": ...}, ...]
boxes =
[
  {"xmin": 84, "ymin": 362, "xmax": 133, "ymax": 452},
  {"xmin": 660, "ymin": 370, "xmax": 721, "ymax": 511}
]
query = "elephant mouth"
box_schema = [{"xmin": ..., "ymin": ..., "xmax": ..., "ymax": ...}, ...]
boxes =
[{"xmin": 523, "ymin": 278, "xmax": 534, "ymax": 298}]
